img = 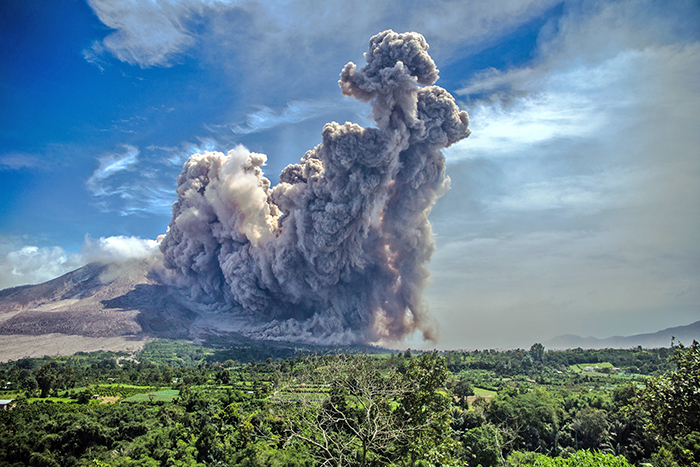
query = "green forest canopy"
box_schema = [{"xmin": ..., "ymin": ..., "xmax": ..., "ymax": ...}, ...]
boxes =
[{"xmin": 0, "ymin": 340, "xmax": 697, "ymax": 466}]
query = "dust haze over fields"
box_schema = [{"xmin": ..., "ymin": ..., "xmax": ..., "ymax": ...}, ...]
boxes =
[{"xmin": 159, "ymin": 31, "xmax": 469, "ymax": 345}]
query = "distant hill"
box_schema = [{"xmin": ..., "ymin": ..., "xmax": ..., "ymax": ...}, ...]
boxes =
[{"xmin": 545, "ymin": 320, "xmax": 700, "ymax": 349}]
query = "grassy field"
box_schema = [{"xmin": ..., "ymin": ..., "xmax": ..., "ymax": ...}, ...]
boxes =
[
  {"xmin": 26, "ymin": 397, "xmax": 75, "ymax": 403},
  {"xmin": 122, "ymin": 389, "xmax": 179, "ymax": 403},
  {"xmin": 94, "ymin": 383, "xmax": 161, "ymax": 389},
  {"xmin": 465, "ymin": 387, "xmax": 497, "ymax": 409},
  {"xmin": 473, "ymin": 387, "xmax": 497, "ymax": 397}
]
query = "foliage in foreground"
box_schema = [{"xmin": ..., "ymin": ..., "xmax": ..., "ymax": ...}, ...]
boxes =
[
  {"xmin": 0, "ymin": 341, "xmax": 698, "ymax": 466},
  {"xmin": 276, "ymin": 352, "xmax": 455, "ymax": 466},
  {"xmin": 523, "ymin": 449, "xmax": 634, "ymax": 466},
  {"xmin": 637, "ymin": 340, "xmax": 700, "ymax": 467}
]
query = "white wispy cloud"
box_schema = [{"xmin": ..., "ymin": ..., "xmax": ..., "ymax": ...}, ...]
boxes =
[
  {"xmin": 232, "ymin": 100, "xmax": 341, "ymax": 134},
  {"xmin": 0, "ymin": 246, "xmax": 78, "ymax": 289},
  {"xmin": 443, "ymin": 41, "xmax": 700, "ymax": 214},
  {"xmin": 85, "ymin": 0, "xmax": 226, "ymax": 67},
  {"xmin": 0, "ymin": 153, "xmax": 41, "ymax": 170},
  {"xmin": 85, "ymin": 145, "xmax": 176, "ymax": 216},
  {"xmin": 86, "ymin": 145, "xmax": 139, "ymax": 196},
  {"xmin": 114, "ymin": 185, "xmax": 175, "ymax": 216},
  {"xmin": 84, "ymin": 0, "xmax": 559, "ymax": 69},
  {"xmin": 149, "ymin": 137, "xmax": 220, "ymax": 166},
  {"xmin": 80, "ymin": 235, "xmax": 160, "ymax": 263},
  {"xmin": 449, "ymin": 47, "xmax": 668, "ymax": 161},
  {"xmin": 453, "ymin": 91, "xmax": 604, "ymax": 158}
]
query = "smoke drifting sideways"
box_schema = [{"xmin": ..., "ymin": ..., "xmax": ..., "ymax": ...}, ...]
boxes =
[{"xmin": 160, "ymin": 30, "xmax": 470, "ymax": 345}]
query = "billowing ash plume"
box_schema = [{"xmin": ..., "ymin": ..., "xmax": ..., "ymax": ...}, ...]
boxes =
[{"xmin": 160, "ymin": 30, "xmax": 470, "ymax": 344}]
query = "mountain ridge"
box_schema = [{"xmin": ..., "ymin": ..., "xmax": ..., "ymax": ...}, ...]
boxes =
[{"xmin": 545, "ymin": 320, "xmax": 700, "ymax": 349}]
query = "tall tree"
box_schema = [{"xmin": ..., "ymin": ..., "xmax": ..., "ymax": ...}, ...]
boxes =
[
  {"xmin": 638, "ymin": 340, "xmax": 700, "ymax": 439},
  {"xmin": 275, "ymin": 353, "xmax": 455, "ymax": 467},
  {"xmin": 35, "ymin": 364, "xmax": 56, "ymax": 398},
  {"xmin": 637, "ymin": 340, "xmax": 700, "ymax": 465},
  {"xmin": 529, "ymin": 344, "xmax": 545, "ymax": 363}
]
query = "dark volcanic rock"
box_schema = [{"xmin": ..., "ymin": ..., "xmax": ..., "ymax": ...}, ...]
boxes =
[{"xmin": 102, "ymin": 283, "xmax": 197, "ymax": 339}]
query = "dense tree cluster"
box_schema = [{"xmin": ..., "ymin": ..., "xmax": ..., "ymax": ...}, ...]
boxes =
[
  {"xmin": 0, "ymin": 340, "xmax": 696, "ymax": 466},
  {"xmin": 442, "ymin": 345, "xmax": 674, "ymax": 380}
]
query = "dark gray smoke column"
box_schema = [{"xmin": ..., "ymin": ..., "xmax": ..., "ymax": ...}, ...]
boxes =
[{"xmin": 160, "ymin": 30, "xmax": 470, "ymax": 344}]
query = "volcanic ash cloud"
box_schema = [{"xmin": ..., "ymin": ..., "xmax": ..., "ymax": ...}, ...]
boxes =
[{"xmin": 160, "ymin": 30, "xmax": 470, "ymax": 344}]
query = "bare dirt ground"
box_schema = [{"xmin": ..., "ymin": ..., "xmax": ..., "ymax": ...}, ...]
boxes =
[
  {"xmin": 98, "ymin": 396, "xmax": 121, "ymax": 404},
  {"xmin": 0, "ymin": 333, "xmax": 149, "ymax": 362},
  {"xmin": 466, "ymin": 394, "xmax": 494, "ymax": 406}
]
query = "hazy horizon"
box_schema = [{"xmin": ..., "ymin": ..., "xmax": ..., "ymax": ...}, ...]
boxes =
[{"xmin": 1, "ymin": 0, "xmax": 698, "ymax": 349}]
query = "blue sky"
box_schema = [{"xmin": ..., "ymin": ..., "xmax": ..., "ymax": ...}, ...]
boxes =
[{"xmin": 1, "ymin": 0, "xmax": 698, "ymax": 348}]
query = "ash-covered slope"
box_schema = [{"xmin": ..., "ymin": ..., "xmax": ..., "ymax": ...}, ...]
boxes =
[
  {"xmin": 0, "ymin": 262, "xmax": 112, "ymax": 309},
  {"xmin": 0, "ymin": 260, "xmax": 195, "ymax": 339}
]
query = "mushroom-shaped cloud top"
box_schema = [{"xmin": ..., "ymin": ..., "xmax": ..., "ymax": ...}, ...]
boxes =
[{"xmin": 339, "ymin": 30, "xmax": 438, "ymax": 100}]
